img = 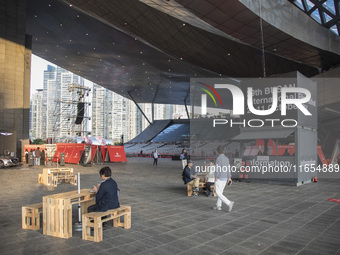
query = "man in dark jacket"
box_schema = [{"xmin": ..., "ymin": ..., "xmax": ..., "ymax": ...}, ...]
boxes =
[
  {"xmin": 88, "ymin": 166, "xmax": 120, "ymax": 212},
  {"xmin": 182, "ymin": 160, "xmax": 199, "ymax": 197}
]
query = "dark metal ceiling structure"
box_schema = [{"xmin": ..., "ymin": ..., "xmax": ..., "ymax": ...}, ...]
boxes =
[
  {"xmin": 25, "ymin": 0, "xmax": 340, "ymax": 105},
  {"xmin": 289, "ymin": 0, "xmax": 340, "ymax": 36}
]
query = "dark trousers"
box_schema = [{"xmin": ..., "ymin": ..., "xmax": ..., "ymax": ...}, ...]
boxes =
[
  {"xmin": 87, "ymin": 204, "xmax": 98, "ymax": 213},
  {"xmin": 206, "ymin": 182, "xmax": 214, "ymax": 192},
  {"xmin": 153, "ymin": 158, "xmax": 158, "ymax": 165}
]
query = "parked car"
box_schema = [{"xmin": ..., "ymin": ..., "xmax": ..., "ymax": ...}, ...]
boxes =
[{"xmin": 0, "ymin": 155, "xmax": 19, "ymax": 168}]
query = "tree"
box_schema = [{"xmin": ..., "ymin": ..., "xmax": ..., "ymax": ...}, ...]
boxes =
[{"xmin": 32, "ymin": 138, "xmax": 45, "ymax": 145}]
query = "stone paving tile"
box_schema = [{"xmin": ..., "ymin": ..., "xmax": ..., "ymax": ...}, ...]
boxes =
[
  {"xmin": 1, "ymin": 158, "xmax": 340, "ymax": 254},
  {"xmin": 257, "ymin": 244, "xmax": 299, "ymax": 255},
  {"xmin": 59, "ymin": 246, "xmax": 91, "ymax": 255}
]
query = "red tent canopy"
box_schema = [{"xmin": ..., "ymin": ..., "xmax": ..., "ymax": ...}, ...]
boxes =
[
  {"xmin": 69, "ymin": 144, "xmax": 86, "ymax": 164},
  {"xmin": 107, "ymin": 146, "xmax": 127, "ymax": 162},
  {"xmin": 64, "ymin": 144, "xmax": 76, "ymax": 163},
  {"xmin": 101, "ymin": 146, "xmax": 108, "ymax": 162},
  {"xmin": 52, "ymin": 143, "xmax": 66, "ymax": 162},
  {"xmin": 91, "ymin": 145, "xmax": 98, "ymax": 163}
]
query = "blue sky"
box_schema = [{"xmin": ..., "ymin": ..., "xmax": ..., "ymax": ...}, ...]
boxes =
[{"xmin": 30, "ymin": 54, "xmax": 55, "ymax": 95}]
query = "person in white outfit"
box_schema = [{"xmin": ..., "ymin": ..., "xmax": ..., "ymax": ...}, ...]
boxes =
[
  {"xmin": 213, "ymin": 146, "xmax": 234, "ymax": 212},
  {"xmin": 153, "ymin": 150, "xmax": 159, "ymax": 166}
]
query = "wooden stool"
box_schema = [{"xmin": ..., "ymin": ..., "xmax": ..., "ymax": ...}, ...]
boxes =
[
  {"xmin": 38, "ymin": 174, "xmax": 43, "ymax": 184},
  {"xmin": 82, "ymin": 205, "xmax": 131, "ymax": 242},
  {"xmin": 187, "ymin": 184, "xmax": 193, "ymax": 196},
  {"xmin": 211, "ymin": 184, "xmax": 216, "ymax": 197},
  {"xmin": 69, "ymin": 175, "xmax": 77, "ymax": 185},
  {"xmin": 22, "ymin": 203, "xmax": 43, "ymax": 230}
]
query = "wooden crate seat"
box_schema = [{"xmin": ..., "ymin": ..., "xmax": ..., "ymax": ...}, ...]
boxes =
[
  {"xmin": 22, "ymin": 203, "xmax": 43, "ymax": 230},
  {"xmin": 187, "ymin": 182, "xmax": 216, "ymax": 197},
  {"xmin": 82, "ymin": 205, "xmax": 131, "ymax": 242}
]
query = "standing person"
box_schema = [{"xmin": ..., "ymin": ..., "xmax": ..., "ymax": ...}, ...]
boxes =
[
  {"xmin": 41, "ymin": 149, "xmax": 45, "ymax": 165},
  {"xmin": 35, "ymin": 147, "xmax": 41, "ymax": 166},
  {"xmin": 213, "ymin": 146, "xmax": 234, "ymax": 212},
  {"xmin": 32, "ymin": 149, "xmax": 36, "ymax": 166},
  {"xmin": 24, "ymin": 149, "xmax": 28, "ymax": 164},
  {"xmin": 182, "ymin": 160, "xmax": 200, "ymax": 197},
  {"xmin": 180, "ymin": 149, "xmax": 188, "ymax": 169},
  {"xmin": 153, "ymin": 149, "xmax": 159, "ymax": 166},
  {"xmin": 87, "ymin": 166, "xmax": 120, "ymax": 213}
]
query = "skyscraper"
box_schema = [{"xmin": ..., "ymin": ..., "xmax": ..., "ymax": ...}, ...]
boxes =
[
  {"xmin": 29, "ymin": 89, "xmax": 44, "ymax": 139},
  {"xmin": 92, "ymin": 84, "xmax": 138, "ymax": 142}
]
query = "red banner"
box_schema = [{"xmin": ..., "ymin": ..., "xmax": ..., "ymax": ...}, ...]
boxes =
[
  {"xmin": 69, "ymin": 144, "xmax": 85, "ymax": 164},
  {"xmin": 317, "ymin": 145, "xmax": 328, "ymax": 165},
  {"xmin": 91, "ymin": 145, "xmax": 98, "ymax": 163},
  {"xmin": 101, "ymin": 146, "xmax": 108, "ymax": 162},
  {"xmin": 107, "ymin": 146, "xmax": 127, "ymax": 162},
  {"xmin": 52, "ymin": 144, "xmax": 66, "ymax": 162},
  {"xmin": 64, "ymin": 144, "xmax": 76, "ymax": 163}
]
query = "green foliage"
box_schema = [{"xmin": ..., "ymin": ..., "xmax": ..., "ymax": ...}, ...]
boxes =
[{"xmin": 32, "ymin": 138, "xmax": 45, "ymax": 145}]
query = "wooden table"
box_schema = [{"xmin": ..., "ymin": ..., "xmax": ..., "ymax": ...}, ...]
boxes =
[
  {"xmin": 39, "ymin": 168, "xmax": 76, "ymax": 187},
  {"xmin": 43, "ymin": 189, "xmax": 95, "ymax": 238}
]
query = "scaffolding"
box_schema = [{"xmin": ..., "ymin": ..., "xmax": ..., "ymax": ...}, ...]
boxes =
[{"xmin": 52, "ymin": 84, "xmax": 91, "ymax": 142}]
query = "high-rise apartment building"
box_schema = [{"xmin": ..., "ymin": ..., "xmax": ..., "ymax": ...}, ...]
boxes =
[
  {"xmin": 29, "ymin": 89, "xmax": 44, "ymax": 139},
  {"xmin": 92, "ymin": 84, "xmax": 138, "ymax": 142}
]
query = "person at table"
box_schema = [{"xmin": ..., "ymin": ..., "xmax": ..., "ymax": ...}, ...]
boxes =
[
  {"xmin": 204, "ymin": 160, "xmax": 215, "ymax": 197},
  {"xmin": 182, "ymin": 160, "xmax": 199, "ymax": 197},
  {"xmin": 180, "ymin": 149, "xmax": 188, "ymax": 169},
  {"xmin": 88, "ymin": 166, "xmax": 120, "ymax": 212}
]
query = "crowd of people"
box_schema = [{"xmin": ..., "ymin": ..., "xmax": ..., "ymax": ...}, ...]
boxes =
[{"xmin": 24, "ymin": 147, "xmax": 47, "ymax": 166}]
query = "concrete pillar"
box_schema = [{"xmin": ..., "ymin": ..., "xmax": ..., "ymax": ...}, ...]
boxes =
[{"xmin": 0, "ymin": 0, "xmax": 31, "ymax": 156}]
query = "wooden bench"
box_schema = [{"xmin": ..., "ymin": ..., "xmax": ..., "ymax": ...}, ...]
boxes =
[
  {"xmin": 187, "ymin": 181, "xmax": 216, "ymax": 197},
  {"xmin": 82, "ymin": 205, "xmax": 131, "ymax": 242},
  {"xmin": 22, "ymin": 203, "xmax": 43, "ymax": 230}
]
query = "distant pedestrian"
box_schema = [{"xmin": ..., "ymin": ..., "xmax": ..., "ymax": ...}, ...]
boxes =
[
  {"xmin": 41, "ymin": 149, "xmax": 45, "ymax": 165},
  {"xmin": 35, "ymin": 147, "xmax": 41, "ymax": 165},
  {"xmin": 32, "ymin": 149, "xmax": 35, "ymax": 165},
  {"xmin": 24, "ymin": 149, "xmax": 28, "ymax": 164},
  {"xmin": 180, "ymin": 149, "xmax": 188, "ymax": 169},
  {"xmin": 283, "ymin": 149, "xmax": 291, "ymax": 156},
  {"xmin": 153, "ymin": 150, "xmax": 159, "ymax": 166},
  {"xmin": 213, "ymin": 146, "xmax": 234, "ymax": 212}
]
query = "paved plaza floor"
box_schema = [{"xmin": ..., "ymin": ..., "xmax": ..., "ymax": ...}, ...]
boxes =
[{"xmin": 0, "ymin": 158, "xmax": 340, "ymax": 255}]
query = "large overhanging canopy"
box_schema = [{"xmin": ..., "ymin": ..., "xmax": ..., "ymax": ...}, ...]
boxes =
[{"xmin": 25, "ymin": 0, "xmax": 340, "ymax": 105}]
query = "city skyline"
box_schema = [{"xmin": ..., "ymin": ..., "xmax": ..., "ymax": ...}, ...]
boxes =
[{"xmin": 30, "ymin": 61, "xmax": 188, "ymax": 143}]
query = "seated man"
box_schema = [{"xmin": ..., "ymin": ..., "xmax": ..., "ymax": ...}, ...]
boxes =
[
  {"xmin": 88, "ymin": 166, "xmax": 120, "ymax": 213},
  {"xmin": 204, "ymin": 160, "xmax": 215, "ymax": 197},
  {"xmin": 182, "ymin": 160, "xmax": 200, "ymax": 197}
]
